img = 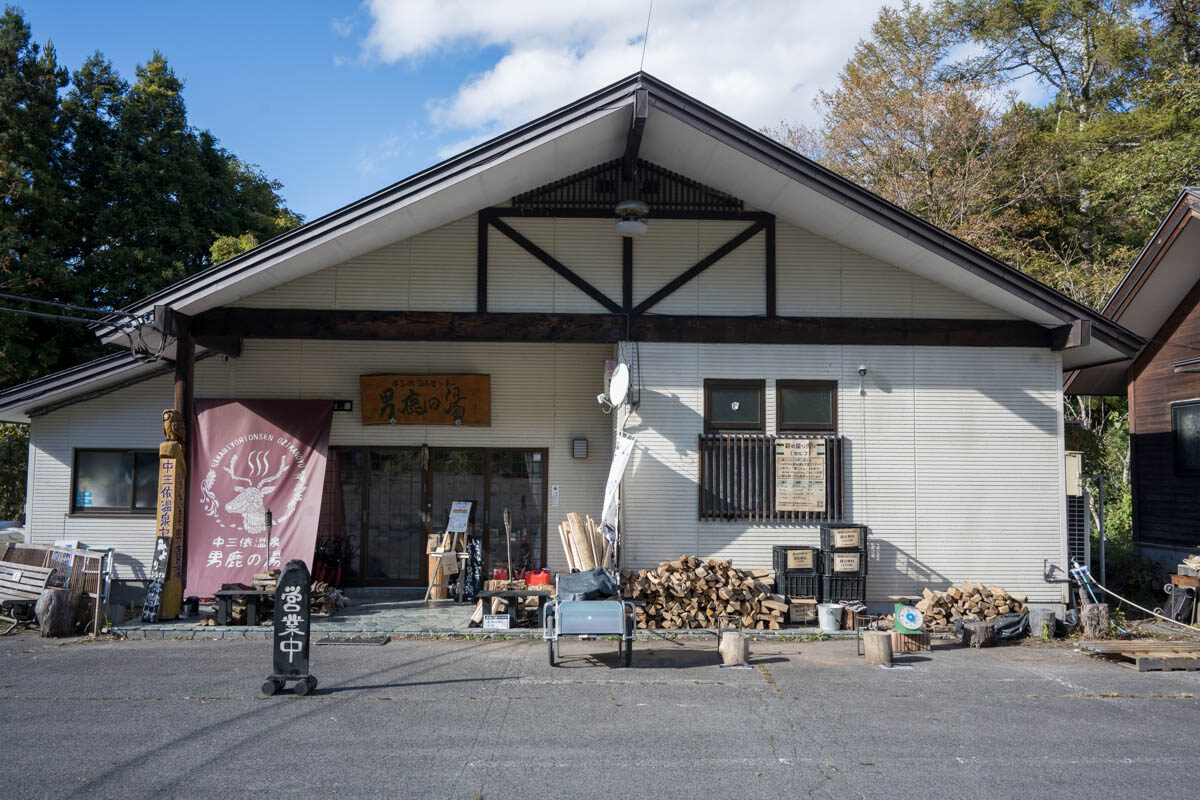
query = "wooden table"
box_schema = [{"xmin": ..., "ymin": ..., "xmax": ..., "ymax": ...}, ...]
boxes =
[
  {"xmin": 214, "ymin": 589, "xmax": 272, "ymax": 626},
  {"xmin": 474, "ymin": 589, "xmax": 554, "ymax": 620}
]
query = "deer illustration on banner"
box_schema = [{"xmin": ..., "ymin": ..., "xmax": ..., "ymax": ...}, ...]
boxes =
[{"xmin": 186, "ymin": 399, "xmax": 332, "ymax": 598}]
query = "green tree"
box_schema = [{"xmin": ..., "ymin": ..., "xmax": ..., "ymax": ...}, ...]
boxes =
[
  {"xmin": 0, "ymin": 423, "xmax": 27, "ymax": 522},
  {"xmin": 768, "ymin": 1, "xmax": 1047, "ymax": 258},
  {"xmin": 945, "ymin": 0, "xmax": 1150, "ymax": 116},
  {"xmin": 1152, "ymin": 0, "xmax": 1200, "ymax": 66},
  {"xmin": 0, "ymin": 8, "xmax": 301, "ymax": 389},
  {"xmin": 0, "ymin": 5, "xmax": 72, "ymax": 387}
]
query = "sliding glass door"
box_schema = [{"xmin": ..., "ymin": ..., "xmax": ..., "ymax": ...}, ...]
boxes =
[
  {"xmin": 317, "ymin": 445, "xmax": 548, "ymax": 587},
  {"xmin": 365, "ymin": 448, "xmax": 424, "ymax": 584}
]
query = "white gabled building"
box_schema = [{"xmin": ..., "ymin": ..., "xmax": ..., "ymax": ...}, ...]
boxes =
[{"xmin": 0, "ymin": 74, "xmax": 1141, "ymax": 610}]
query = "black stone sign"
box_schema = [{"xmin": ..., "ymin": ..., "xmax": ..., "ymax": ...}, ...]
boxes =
[
  {"xmin": 263, "ymin": 559, "xmax": 317, "ymax": 696},
  {"xmin": 463, "ymin": 533, "xmax": 483, "ymax": 599},
  {"xmin": 141, "ymin": 535, "xmax": 171, "ymax": 623}
]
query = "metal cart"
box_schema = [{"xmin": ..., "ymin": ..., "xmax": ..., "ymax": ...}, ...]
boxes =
[{"xmin": 542, "ymin": 570, "xmax": 635, "ymax": 668}]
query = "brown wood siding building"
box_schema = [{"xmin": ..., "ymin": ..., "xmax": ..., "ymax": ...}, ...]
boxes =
[{"xmin": 1129, "ymin": 276, "xmax": 1200, "ymax": 547}]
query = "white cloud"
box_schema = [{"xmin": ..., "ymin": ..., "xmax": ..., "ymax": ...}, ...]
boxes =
[
  {"xmin": 361, "ymin": 0, "xmax": 892, "ymax": 150},
  {"xmin": 357, "ymin": 132, "xmax": 414, "ymax": 175}
]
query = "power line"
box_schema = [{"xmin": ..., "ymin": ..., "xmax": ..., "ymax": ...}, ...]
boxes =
[
  {"xmin": 639, "ymin": 0, "xmax": 654, "ymax": 72},
  {"xmin": 0, "ymin": 291, "xmax": 111, "ymax": 316},
  {"xmin": 0, "ymin": 305, "xmax": 110, "ymax": 326}
]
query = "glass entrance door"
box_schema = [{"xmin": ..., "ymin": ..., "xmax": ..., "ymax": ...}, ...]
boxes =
[
  {"xmin": 487, "ymin": 450, "xmax": 545, "ymax": 575},
  {"xmin": 365, "ymin": 448, "xmax": 424, "ymax": 584},
  {"xmin": 316, "ymin": 445, "xmax": 549, "ymax": 588}
]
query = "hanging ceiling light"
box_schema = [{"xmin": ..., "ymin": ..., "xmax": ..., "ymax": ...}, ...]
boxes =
[{"xmin": 615, "ymin": 199, "xmax": 649, "ymax": 237}]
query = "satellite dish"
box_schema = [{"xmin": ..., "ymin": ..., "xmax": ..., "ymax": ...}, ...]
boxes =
[
  {"xmin": 608, "ymin": 363, "xmax": 631, "ymax": 406},
  {"xmin": 896, "ymin": 605, "xmax": 924, "ymax": 632}
]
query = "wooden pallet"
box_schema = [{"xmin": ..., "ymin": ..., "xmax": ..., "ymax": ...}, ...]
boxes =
[{"xmin": 1079, "ymin": 641, "xmax": 1200, "ymax": 672}]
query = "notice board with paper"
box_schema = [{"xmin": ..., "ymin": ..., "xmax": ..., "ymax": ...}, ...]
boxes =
[{"xmin": 775, "ymin": 438, "xmax": 826, "ymax": 513}]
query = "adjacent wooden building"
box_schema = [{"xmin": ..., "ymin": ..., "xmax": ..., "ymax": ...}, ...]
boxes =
[
  {"xmin": 0, "ymin": 74, "xmax": 1141, "ymax": 609},
  {"xmin": 1069, "ymin": 189, "xmax": 1200, "ymax": 562}
]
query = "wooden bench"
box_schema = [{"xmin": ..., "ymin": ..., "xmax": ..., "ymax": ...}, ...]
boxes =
[{"xmin": 0, "ymin": 561, "xmax": 57, "ymax": 635}]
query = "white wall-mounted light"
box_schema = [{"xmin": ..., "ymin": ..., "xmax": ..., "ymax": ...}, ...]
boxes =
[
  {"xmin": 615, "ymin": 199, "xmax": 649, "ymax": 237},
  {"xmin": 615, "ymin": 218, "xmax": 648, "ymax": 236}
]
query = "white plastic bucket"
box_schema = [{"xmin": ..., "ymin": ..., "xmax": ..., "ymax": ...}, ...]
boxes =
[{"xmin": 817, "ymin": 603, "xmax": 844, "ymax": 633}]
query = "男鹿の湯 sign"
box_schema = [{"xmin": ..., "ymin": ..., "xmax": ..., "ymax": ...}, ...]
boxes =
[{"xmin": 360, "ymin": 374, "xmax": 490, "ymax": 426}]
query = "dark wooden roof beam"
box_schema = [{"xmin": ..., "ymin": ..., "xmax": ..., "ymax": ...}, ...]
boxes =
[
  {"xmin": 192, "ymin": 308, "xmax": 1054, "ymax": 348},
  {"xmin": 1050, "ymin": 319, "xmax": 1091, "ymax": 351},
  {"xmin": 623, "ymin": 89, "xmax": 648, "ymax": 181}
]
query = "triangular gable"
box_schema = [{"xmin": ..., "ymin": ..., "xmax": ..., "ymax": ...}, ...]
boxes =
[{"xmin": 62, "ymin": 72, "xmax": 1132, "ymax": 369}]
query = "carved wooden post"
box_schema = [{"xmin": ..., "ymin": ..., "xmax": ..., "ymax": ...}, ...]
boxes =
[{"xmin": 146, "ymin": 308, "xmax": 194, "ymax": 622}]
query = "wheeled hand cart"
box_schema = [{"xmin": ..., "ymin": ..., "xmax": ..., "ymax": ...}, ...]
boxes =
[{"xmin": 542, "ymin": 569, "xmax": 636, "ymax": 667}]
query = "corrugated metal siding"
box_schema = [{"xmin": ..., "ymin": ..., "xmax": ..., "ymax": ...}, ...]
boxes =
[
  {"xmin": 775, "ymin": 221, "xmax": 1016, "ymax": 319},
  {"xmin": 551, "ymin": 218, "xmax": 622, "ymax": 313},
  {"xmin": 775, "ymin": 223, "xmax": 842, "ymax": 315},
  {"xmin": 912, "ymin": 348, "xmax": 1063, "ymax": 601},
  {"xmin": 27, "ymin": 341, "xmax": 614, "ymax": 578},
  {"xmin": 633, "ymin": 219, "xmax": 700, "ymax": 314},
  {"xmin": 488, "ymin": 218, "xmax": 556, "ymax": 312},
  {"xmin": 409, "ymin": 216, "xmax": 476, "ymax": 311},
  {"xmin": 231, "ymin": 214, "xmax": 1016, "ymax": 321},
  {"xmin": 698, "ymin": 222, "xmax": 765, "ymax": 315},
  {"xmin": 621, "ymin": 342, "xmax": 1063, "ymax": 602},
  {"xmin": 335, "ymin": 241, "xmax": 411, "ymax": 310}
]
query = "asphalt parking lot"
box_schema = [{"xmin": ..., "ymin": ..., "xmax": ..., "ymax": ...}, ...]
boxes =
[{"xmin": 2, "ymin": 632, "xmax": 1197, "ymax": 799}]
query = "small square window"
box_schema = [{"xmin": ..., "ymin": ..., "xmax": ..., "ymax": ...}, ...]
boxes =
[
  {"xmin": 778, "ymin": 380, "xmax": 837, "ymax": 432},
  {"xmin": 1173, "ymin": 400, "xmax": 1200, "ymax": 474},
  {"xmin": 704, "ymin": 380, "xmax": 765, "ymax": 432}
]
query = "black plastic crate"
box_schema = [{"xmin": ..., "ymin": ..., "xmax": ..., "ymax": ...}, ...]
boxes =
[
  {"xmin": 772, "ymin": 545, "xmax": 820, "ymax": 575},
  {"xmin": 820, "ymin": 524, "xmax": 868, "ymax": 551},
  {"xmin": 777, "ymin": 572, "xmax": 821, "ymax": 600},
  {"xmin": 822, "ymin": 575, "xmax": 866, "ymax": 603},
  {"xmin": 821, "ymin": 548, "xmax": 868, "ymax": 577}
]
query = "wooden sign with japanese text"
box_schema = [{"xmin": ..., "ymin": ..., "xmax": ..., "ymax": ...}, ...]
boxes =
[
  {"xmin": 775, "ymin": 438, "xmax": 826, "ymax": 513},
  {"xmin": 359, "ymin": 374, "xmax": 490, "ymax": 426},
  {"xmin": 145, "ymin": 440, "xmax": 186, "ymax": 621},
  {"xmin": 141, "ymin": 535, "xmax": 171, "ymax": 623}
]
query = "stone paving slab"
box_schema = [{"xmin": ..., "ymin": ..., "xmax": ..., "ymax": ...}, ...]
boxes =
[{"xmin": 115, "ymin": 590, "xmax": 870, "ymax": 640}]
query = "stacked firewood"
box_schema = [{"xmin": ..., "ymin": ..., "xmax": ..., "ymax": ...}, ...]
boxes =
[
  {"xmin": 253, "ymin": 571, "xmax": 279, "ymax": 592},
  {"xmin": 310, "ymin": 581, "xmax": 350, "ymax": 616},
  {"xmin": 621, "ymin": 555, "xmax": 788, "ymax": 630},
  {"xmin": 557, "ymin": 512, "xmax": 613, "ymax": 570},
  {"xmin": 914, "ymin": 581, "xmax": 1028, "ymax": 628}
]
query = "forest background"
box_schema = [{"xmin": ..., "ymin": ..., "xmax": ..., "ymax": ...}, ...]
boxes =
[{"xmin": 4, "ymin": 2, "xmax": 1199, "ymax": 598}]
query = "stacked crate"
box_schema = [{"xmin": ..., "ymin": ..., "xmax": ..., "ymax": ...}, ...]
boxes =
[
  {"xmin": 772, "ymin": 544, "xmax": 822, "ymax": 602},
  {"xmin": 821, "ymin": 524, "xmax": 868, "ymax": 602}
]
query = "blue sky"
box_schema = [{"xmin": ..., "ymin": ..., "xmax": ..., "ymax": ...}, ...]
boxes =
[
  {"xmin": 21, "ymin": 1, "xmax": 901, "ymax": 222},
  {"xmin": 22, "ymin": 1, "xmax": 492, "ymax": 221}
]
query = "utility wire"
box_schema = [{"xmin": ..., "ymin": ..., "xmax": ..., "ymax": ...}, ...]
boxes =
[
  {"xmin": 0, "ymin": 291, "xmax": 110, "ymax": 316},
  {"xmin": 639, "ymin": 0, "xmax": 653, "ymax": 72},
  {"xmin": 0, "ymin": 305, "xmax": 111, "ymax": 326}
]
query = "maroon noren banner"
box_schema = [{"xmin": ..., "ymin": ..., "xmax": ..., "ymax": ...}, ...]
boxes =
[{"xmin": 186, "ymin": 399, "xmax": 332, "ymax": 598}]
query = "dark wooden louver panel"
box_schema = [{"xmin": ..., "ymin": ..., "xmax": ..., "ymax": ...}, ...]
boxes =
[
  {"xmin": 512, "ymin": 158, "xmax": 744, "ymax": 215},
  {"xmin": 699, "ymin": 434, "xmax": 844, "ymax": 522}
]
